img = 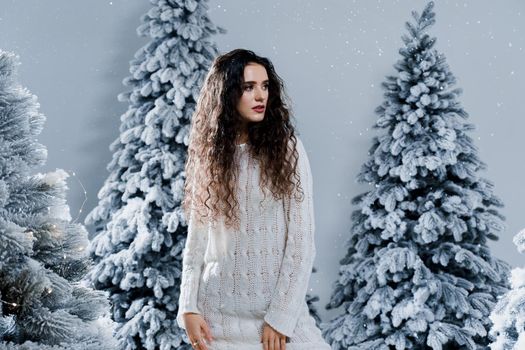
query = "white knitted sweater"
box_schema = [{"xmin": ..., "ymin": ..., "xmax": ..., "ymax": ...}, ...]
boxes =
[{"xmin": 176, "ymin": 137, "xmax": 331, "ymax": 350}]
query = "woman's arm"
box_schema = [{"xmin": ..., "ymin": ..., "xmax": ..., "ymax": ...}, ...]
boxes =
[
  {"xmin": 176, "ymin": 189, "xmax": 209, "ymax": 330},
  {"xmin": 263, "ymin": 137, "xmax": 317, "ymax": 337}
]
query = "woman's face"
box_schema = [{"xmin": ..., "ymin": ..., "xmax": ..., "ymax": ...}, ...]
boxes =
[{"xmin": 236, "ymin": 63, "xmax": 269, "ymax": 125}]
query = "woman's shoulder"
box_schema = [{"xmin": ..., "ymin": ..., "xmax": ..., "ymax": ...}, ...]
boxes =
[
  {"xmin": 287, "ymin": 135, "xmax": 306, "ymax": 155},
  {"xmin": 289, "ymin": 135, "xmax": 310, "ymax": 162}
]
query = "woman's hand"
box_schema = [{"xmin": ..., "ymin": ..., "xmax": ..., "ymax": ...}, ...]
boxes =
[
  {"xmin": 261, "ymin": 321, "xmax": 287, "ymax": 350},
  {"xmin": 183, "ymin": 312, "xmax": 213, "ymax": 350}
]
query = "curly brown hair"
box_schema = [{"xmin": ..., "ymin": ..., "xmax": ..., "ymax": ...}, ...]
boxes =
[{"xmin": 182, "ymin": 48, "xmax": 304, "ymax": 231}]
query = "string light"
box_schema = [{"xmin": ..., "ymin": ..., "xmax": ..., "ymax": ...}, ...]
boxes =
[
  {"xmin": 0, "ymin": 299, "xmax": 18, "ymax": 308},
  {"xmin": 49, "ymin": 223, "xmax": 62, "ymax": 239},
  {"xmin": 42, "ymin": 170, "xmax": 88, "ymax": 224},
  {"xmin": 67, "ymin": 170, "xmax": 88, "ymax": 224},
  {"xmin": 55, "ymin": 169, "xmax": 89, "ymax": 264},
  {"xmin": 1, "ymin": 287, "xmax": 54, "ymax": 309}
]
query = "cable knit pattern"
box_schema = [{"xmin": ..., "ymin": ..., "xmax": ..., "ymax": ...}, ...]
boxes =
[{"xmin": 176, "ymin": 137, "xmax": 331, "ymax": 350}]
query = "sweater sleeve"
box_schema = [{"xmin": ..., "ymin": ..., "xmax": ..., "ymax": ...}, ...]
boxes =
[
  {"xmin": 263, "ymin": 138, "xmax": 317, "ymax": 337},
  {"xmin": 176, "ymin": 191, "xmax": 209, "ymax": 330}
]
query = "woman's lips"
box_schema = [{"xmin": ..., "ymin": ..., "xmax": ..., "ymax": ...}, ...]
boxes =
[{"xmin": 252, "ymin": 106, "xmax": 265, "ymax": 113}]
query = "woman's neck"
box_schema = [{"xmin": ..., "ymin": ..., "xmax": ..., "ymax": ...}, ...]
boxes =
[{"xmin": 236, "ymin": 130, "xmax": 249, "ymax": 145}]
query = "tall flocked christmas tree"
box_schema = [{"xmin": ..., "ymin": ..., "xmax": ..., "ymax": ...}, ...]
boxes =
[
  {"xmin": 489, "ymin": 228, "xmax": 525, "ymax": 349},
  {"xmin": 0, "ymin": 51, "xmax": 115, "ymax": 349},
  {"xmin": 84, "ymin": 0, "xmax": 224, "ymax": 349},
  {"xmin": 321, "ymin": 2, "xmax": 510, "ymax": 349}
]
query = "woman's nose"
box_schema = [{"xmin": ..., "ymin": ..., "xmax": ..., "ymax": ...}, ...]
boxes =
[{"xmin": 254, "ymin": 87, "xmax": 264, "ymax": 100}]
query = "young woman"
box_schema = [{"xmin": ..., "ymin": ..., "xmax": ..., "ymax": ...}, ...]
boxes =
[{"xmin": 176, "ymin": 49, "xmax": 331, "ymax": 350}]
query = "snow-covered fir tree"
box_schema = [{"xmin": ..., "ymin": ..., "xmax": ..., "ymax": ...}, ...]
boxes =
[
  {"xmin": 321, "ymin": 2, "xmax": 510, "ymax": 349},
  {"xmin": 84, "ymin": 0, "xmax": 224, "ymax": 349},
  {"xmin": 0, "ymin": 51, "xmax": 115, "ymax": 350},
  {"xmin": 489, "ymin": 228, "xmax": 525, "ymax": 349}
]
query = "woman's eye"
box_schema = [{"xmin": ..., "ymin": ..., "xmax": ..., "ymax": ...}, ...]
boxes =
[{"xmin": 243, "ymin": 85, "xmax": 268, "ymax": 91}]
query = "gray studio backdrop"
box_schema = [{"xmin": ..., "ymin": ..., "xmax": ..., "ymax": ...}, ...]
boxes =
[{"xmin": 1, "ymin": 0, "xmax": 524, "ymax": 322}]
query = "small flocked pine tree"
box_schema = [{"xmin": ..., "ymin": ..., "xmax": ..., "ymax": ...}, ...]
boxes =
[
  {"xmin": 84, "ymin": 0, "xmax": 224, "ymax": 349},
  {"xmin": 0, "ymin": 51, "xmax": 115, "ymax": 350},
  {"xmin": 321, "ymin": 2, "xmax": 510, "ymax": 349},
  {"xmin": 489, "ymin": 228, "xmax": 525, "ymax": 349}
]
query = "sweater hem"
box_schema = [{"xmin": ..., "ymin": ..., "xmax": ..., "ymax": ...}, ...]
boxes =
[{"xmin": 205, "ymin": 340, "xmax": 331, "ymax": 350}]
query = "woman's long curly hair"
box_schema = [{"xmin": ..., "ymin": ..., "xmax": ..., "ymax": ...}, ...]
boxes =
[{"xmin": 182, "ymin": 48, "xmax": 303, "ymax": 231}]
